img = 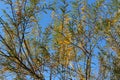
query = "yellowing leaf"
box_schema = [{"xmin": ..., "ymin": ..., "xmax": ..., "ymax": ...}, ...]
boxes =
[
  {"xmin": 63, "ymin": 40, "xmax": 70, "ymax": 44},
  {"xmin": 30, "ymin": 16, "xmax": 37, "ymax": 22},
  {"xmin": 67, "ymin": 47, "xmax": 73, "ymax": 51}
]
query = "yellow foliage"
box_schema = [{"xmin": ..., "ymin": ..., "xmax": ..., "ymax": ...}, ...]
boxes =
[
  {"xmin": 78, "ymin": 24, "xmax": 83, "ymax": 31},
  {"xmin": 63, "ymin": 40, "xmax": 70, "ymax": 44},
  {"xmin": 67, "ymin": 47, "xmax": 73, "ymax": 51},
  {"xmin": 81, "ymin": 6, "xmax": 85, "ymax": 12},
  {"xmin": 112, "ymin": 19, "xmax": 117, "ymax": 24},
  {"xmin": 30, "ymin": 0, "xmax": 39, "ymax": 5},
  {"xmin": 30, "ymin": 16, "xmax": 37, "ymax": 22},
  {"xmin": 2, "ymin": 67, "xmax": 9, "ymax": 72},
  {"xmin": 81, "ymin": 4, "xmax": 86, "ymax": 14},
  {"xmin": 80, "ymin": 78, "xmax": 85, "ymax": 80},
  {"xmin": 9, "ymin": 57, "xmax": 20, "ymax": 63},
  {"xmin": 52, "ymin": 13, "xmax": 77, "ymax": 67},
  {"xmin": 58, "ymin": 40, "xmax": 70, "ymax": 45},
  {"xmin": 64, "ymin": 15, "xmax": 71, "ymax": 24},
  {"xmin": 59, "ymin": 25, "xmax": 63, "ymax": 31}
]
